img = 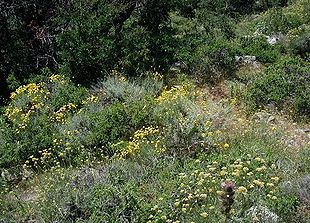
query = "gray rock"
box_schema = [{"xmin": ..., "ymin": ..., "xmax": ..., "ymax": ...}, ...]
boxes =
[
  {"xmin": 252, "ymin": 112, "xmax": 276, "ymax": 123},
  {"xmin": 1, "ymin": 168, "xmax": 21, "ymax": 183},
  {"xmin": 266, "ymin": 33, "xmax": 286, "ymax": 45},
  {"xmin": 235, "ymin": 55, "xmax": 261, "ymax": 68},
  {"xmin": 299, "ymin": 175, "xmax": 310, "ymax": 206},
  {"xmin": 246, "ymin": 205, "xmax": 281, "ymax": 222},
  {"xmin": 235, "ymin": 55, "xmax": 256, "ymax": 63}
]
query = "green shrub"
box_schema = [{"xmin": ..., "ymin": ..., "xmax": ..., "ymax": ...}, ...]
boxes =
[
  {"xmin": 236, "ymin": 35, "xmax": 284, "ymax": 63},
  {"xmin": 88, "ymin": 103, "xmax": 131, "ymax": 152},
  {"xmin": 0, "ymin": 116, "xmax": 17, "ymax": 168},
  {"xmin": 254, "ymin": 0, "xmax": 288, "ymax": 12},
  {"xmin": 56, "ymin": 0, "xmax": 177, "ymax": 85},
  {"xmin": 289, "ymin": 30, "xmax": 310, "ymax": 59},
  {"xmin": 245, "ymin": 56, "xmax": 310, "ymax": 118},
  {"xmin": 0, "ymin": 156, "xmax": 180, "ymax": 222},
  {"xmin": 272, "ymin": 192, "xmax": 300, "ymax": 222},
  {"xmin": 257, "ymin": 5, "xmax": 306, "ymax": 35},
  {"xmin": 185, "ymin": 34, "xmax": 236, "ymax": 83},
  {"xmin": 0, "ymin": 74, "xmax": 166, "ymax": 169},
  {"xmin": 92, "ymin": 76, "xmax": 163, "ymax": 104},
  {"xmin": 0, "ymin": 75, "xmax": 89, "ymax": 168}
]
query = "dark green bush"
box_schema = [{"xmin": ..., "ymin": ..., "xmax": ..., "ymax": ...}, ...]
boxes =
[
  {"xmin": 0, "ymin": 76, "xmax": 90, "ymax": 168},
  {"xmin": 48, "ymin": 81, "xmax": 88, "ymax": 111},
  {"xmin": 0, "ymin": 1, "xmax": 61, "ymax": 104},
  {"xmin": 86, "ymin": 95, "xmax": 156, "ymax": 153},
  {"xmin": 0, "ymin": 116, "xmax": 17, "ymax": 168},
  {"xmin": 183, "ymin": 34, "xmax": 237, "ymax": 83},
  {"xmin": 237, "ymin": 35, "xmax": 285, "ymax": 63},
  {"xmin": 0, "ymin": 74, "xmax": 165, "ymax": 168},
  {"xmin": 254, "ymin": 0, "xmax": 288, "ymax": 12},
  {"xmin": 88, "ymin": 103, "xmax": 131, "ymax": 151},
  {"xmin": 246, "ymin": 56, "xmax": 310, "ymax": 117},
  {"xmin": 272, "ymin": 192, "xmax": 300, "ymax": 222},
  {"xmin": 57, "ymin": 0, "xmax": 177, "ymax": 86},
  {"xmin": 255, "ymin": 4, "xmax": 306, "ymax": 36},
  {"xmin": 289, "ymin": 30, "xmax": 310, "ymax": 60}
]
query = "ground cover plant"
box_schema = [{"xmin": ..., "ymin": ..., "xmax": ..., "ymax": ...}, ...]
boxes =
[{"xmin": 1, "ymin": 74, "xmax": 310, "ymax": 222}]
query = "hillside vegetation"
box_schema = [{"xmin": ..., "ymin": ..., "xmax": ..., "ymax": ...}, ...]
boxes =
[{"xmin": 0, "ymin": 0, "xmax": 309, "ymax": 222}]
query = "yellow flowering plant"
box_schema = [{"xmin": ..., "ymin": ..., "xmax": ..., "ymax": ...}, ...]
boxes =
[
  {"xmin": 148, "ymin": 153, "xmax": 282, "ymax": 222},
  {"xmin": 2, "ymin": 74, "xmax": 91, "ymax": 168}
]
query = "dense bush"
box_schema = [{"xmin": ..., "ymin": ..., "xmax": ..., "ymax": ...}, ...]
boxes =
[
  {"xmin": 0, "ymin": 1, "xmax": 61, "ymax": 104},
  {"xmin": 57, "ymin": 0, "xmax": 177, "ymax": 86},
  {"xmin": 1, "ymin": 0, "xmax": 304, "ymax": 104},
  {"xmin": 186, "ymin": 35, "xmax": 237, "ymax": 83},
  {"xmin": 0, "ymin": 75, "xmax": 164, "ymax": 168},
  {"xmin": 288, "ymin": 29, "xmax": 310, "ymax": 59},
  {"xmin": 245, "ymin": 56, "xmax": 310, "ymax": 117},
  {"xmin": 0, "ymin": 73, "xmax": 220, "ymax": 169},
  {"xmin": 235, "ymin": 35, "xmax": 285, "ymax": 63},
  {"xmin": 0, "ymin": 0, "xmax": 176, "ymax": 101},
  {"xmin": 87, "ymin": 103, "xmax": 131, "ymax": 152},
  {"xmin": 152, "ymin": 84, "xmax": 215, "ymax": 159},
  {"xmin": 0, "ymin": 75, "xmax": 87, "ymax": 167}
]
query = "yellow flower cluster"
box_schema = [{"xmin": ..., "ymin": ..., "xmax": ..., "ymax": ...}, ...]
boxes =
[
  {"xmin": 155, "ymin": 85, "xmax": 190, "ymax": 104},
  {"xmin": 49, "ymin": 74, "xmax": 66, "ymax": 84},
  {"xmin": 23, "ymin": 134, "xmax": 80, "ymax": 170},
  {"xmin": 9, "ymin": 83, "xmax": 47, "ymax": 100},
  {"xmin": 149, "ymin": 155, "xmax": 281, "ymax": 222},
  {"xmin": 237, "ymin": 186, "xmax": 248, "ymax": 194},
  {"xmin": 4, "ymin": 74, "xmax": 70, "ymax": 132},
  {"xmin": 82, "ymin": 95, "xmax": 99, "ymax": 105},
  {"xmin": 5, "ymin": 83, "xmax": 48, "ymax": 132},
  {"xmin": 151, "ymin": 71, "xmax": 163, "ymax": 80},
  {"xmin": 52, "ymin": 103, "xmax": 77, "ymax": 123},
  {"xmin": 118, "ymin": 126, "xmax": 164, "ymax": 158}
]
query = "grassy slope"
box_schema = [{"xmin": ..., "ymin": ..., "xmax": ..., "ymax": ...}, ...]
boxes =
[{"xmin": 1, "ymin": 82, "xmax": 309, "ymax": 222}]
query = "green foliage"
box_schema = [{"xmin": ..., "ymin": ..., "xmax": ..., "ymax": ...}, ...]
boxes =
[
  {"xmin": 0, "ymin": 157, "xmax": 174, "ymax": 222},
  {"xmin": 0, "ymin": 1, "xmax": 61, "ymax": 104},
  {"xmin": 194, "ymin": 36, "xmax": 237, "ymax": 83},
  {"xmin": 148, "ymin": 152, "xmax": 284, "ymax": 222},
  {"xmin": 88, "ymin": 103, "xmax": 131, "ymax": 152},
  {"xmin": 236, "ymin": 35, "xmax": 285, "ymax": 63},
  {"xmin": 0, "ymin": 75, "xmax": 164, "ymax": 168},
  {"xmin": 57, "ymin": 0, "xmax": 177, "ymax": 85},
  {"xmin": 1, "ymin": 76, "xmax": 309, "ymax": 222},
  {"xmin": 261, "ymin": 8, "xmax": 293, "ymax": 34},
  {"xmin": 273, "ymin": 192, "xmax": 300, "ymax": 222},
  {"xmin": 0, "ymin": 116, "xmax": 17, "ymax": 168},
  {"xmin": 56, "ymin": 1, "xmax": 119, "ymax": 85},
  {"xmin": 1, "ymin": 127, "xmax": 306, "ymax": 222},
  {"xmin": 49, "ymin": 81, "xmax": 88, "ymax": 111},
  {"xmin": 254, "ymin": 0, "xmax": 289, "ymax": 12},
  {"xmin": 0, "ymin": 75, "xmax": 87, "ymax": 167},
  {"xmin": 245, "ymin": 56, "xmax": 310, "ymax": 117},
  {"xmin": 289, "ymin": 29, "xmax": 310, "ymax": 59},
  {"xmin": 1, "ymin": 1, "xmax": 310, "ymax": 222}
]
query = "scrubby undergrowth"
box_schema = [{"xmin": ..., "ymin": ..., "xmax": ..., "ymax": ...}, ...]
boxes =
[{"xmin": 0, "ymin": 73, "xmax": 309, "ymax": 223}]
